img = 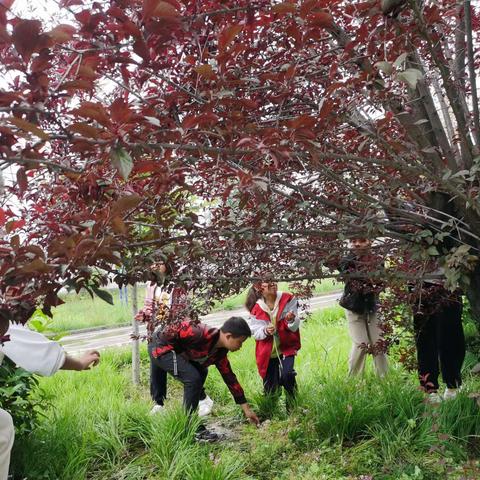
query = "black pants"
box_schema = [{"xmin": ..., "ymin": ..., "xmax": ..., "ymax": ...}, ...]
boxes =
[
  {"xmin": 414, "ymin": 297, "xmax": 465, "ymax": 391},
  {"xmin": 264, "ymin": 355, "xmax": 297, "ymax": 398},
  {"xmin": 149, "ymin": 343, "xmax": 168, "ymax": 406},
  {"xmin": 149, "ymin": 348, "xmax": 207, "ymax": 412}
]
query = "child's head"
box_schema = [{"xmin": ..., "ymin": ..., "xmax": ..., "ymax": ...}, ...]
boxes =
[
  {"xmin": 220, "ymin": 316, "xmax": 251, "ymax": 352},
  {"xmin": 245, "ymin": 274, "xmax": 278, "ymax": 311},
  {"xmin": 149, "ymin": 259, "xmax": 175, "ymax": 283},
  {"xmin": 350, "ymin": 238, "xmax": 371, "ymax": 252}
]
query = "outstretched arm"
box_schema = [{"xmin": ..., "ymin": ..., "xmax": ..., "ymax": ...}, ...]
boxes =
[{"xmin": 62, "ymin": 350, "xmax": 100, "ymax": 371}]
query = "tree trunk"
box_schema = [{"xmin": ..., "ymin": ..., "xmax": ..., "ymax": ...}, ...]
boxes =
[{"xmin": 131, "ymin": 283, "xmax": 140, "ymax": 385}]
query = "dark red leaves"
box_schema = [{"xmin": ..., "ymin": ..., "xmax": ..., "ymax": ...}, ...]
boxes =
[
  {"xmin": 5, "ymin": 218, "xmax": 25, "ymax": 233},
  {"xmin": 111, "ymin": 194, "xmax": 142, "ymax": 215},
  {"xmin": 110, "ymin": 98, "xmax": 133, "ymax": 124},
  {"xmin": 61, "ymin": 0, "xmax": 84, "ymax": 6},
  {"xmin": 308, "ymin": 12, "xmax": 333, "ymax": 28},
  {"xmin": 218, "ymin": 25, "xmax": 243, "ymax": 53},
  {"xmin": 0, "ymin": 0, "xmax": 16, "ymax": 26},
  {"xmin": 67, "ymin": 122, "xmax": 101, "ymax": 139},
  {"xmin": 194, "ymin": 64, "xmax": 216, "ymax": 80},
  {"xmin": 12, "ymin": 19, "xmax": 42, "ymax": 63},
  {"xmin": 142, "ymin": 0, "xmax": 179, "ymax": 21},
  {"xmin": 47, "ymin": 24, "xmax": 76, "ymax": 44},
  {"xmin": 182, "ymin": 112, "xmax": 219, "ymax": 129},
  {"xmin": 71, "ymin": 102, "xmax": 111, "ymax": 127}
]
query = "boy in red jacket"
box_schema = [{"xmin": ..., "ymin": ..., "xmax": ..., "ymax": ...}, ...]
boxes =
[
  {"xmin": 246, "ymin": 280, "xmax": 301, "ymax": 407},
  {"xmin": 149, "ymin": 316, "xmax": 259, "ymax": 440}
]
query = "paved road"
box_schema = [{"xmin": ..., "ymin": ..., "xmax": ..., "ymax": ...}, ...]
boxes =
[{"xmin": 62, "ymin": 292, "xmax": 342, "ymax": 354}]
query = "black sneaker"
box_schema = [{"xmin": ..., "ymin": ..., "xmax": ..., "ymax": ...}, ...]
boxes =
[{"xmin": 195, "ymin": 425, "xmax": 220, "ymax": 443}]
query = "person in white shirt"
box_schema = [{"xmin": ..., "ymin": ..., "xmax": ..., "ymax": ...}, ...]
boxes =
[{"xmin": 0, "ymin": 319, "xmax": 100, "ymax": 480}]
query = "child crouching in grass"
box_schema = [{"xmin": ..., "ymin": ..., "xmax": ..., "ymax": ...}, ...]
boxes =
[
  {"xmin": 149, "ymin": 316, "xmax": 259, "ymax": 441},
  {"xmin": 246, "ymin": 279, "xmax": 301, "ymax": 411}
]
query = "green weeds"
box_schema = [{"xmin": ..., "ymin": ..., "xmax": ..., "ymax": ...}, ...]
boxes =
[{"xmin": 11, "ymin": 306, "xmax": 480, "ymax": 479}]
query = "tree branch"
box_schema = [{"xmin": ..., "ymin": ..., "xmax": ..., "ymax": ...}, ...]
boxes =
[{"xmin": 0, "ymin": 157, "xmax": 82, "ymax": 173}]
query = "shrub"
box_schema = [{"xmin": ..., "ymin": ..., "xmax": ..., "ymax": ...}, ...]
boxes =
[{"xmin": 0, "ymin": 357, "xmax": 48, "ymax": 437}]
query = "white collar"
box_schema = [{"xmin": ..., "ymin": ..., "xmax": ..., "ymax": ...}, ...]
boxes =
[{"xmin": 256, "ymin": 291, "xmax": 283, "ymax": 316}]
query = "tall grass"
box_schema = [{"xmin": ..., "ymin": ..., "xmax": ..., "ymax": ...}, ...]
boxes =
[{"xmin": 11, "ymin": 306, "xmax": 480, "ymax": 479}]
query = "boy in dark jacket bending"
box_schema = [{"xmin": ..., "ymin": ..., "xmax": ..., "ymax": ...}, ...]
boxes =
[{"xmin": 149, "ymin": 316, "xmax": 259, "ymax": 439}]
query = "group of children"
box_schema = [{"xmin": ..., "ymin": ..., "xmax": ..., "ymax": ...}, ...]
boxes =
[
  {"xmin": 136, "ymin": 262, "xmax": 304, "ymax": 439},
  {"xmin": 141, "ymin": 242, "xmax": 466, "ymax": 439},
  {"xmin": 0, "ymin": 243, "xmax": 466, "ymax": 476},
  {"xmin": 338, "ymin": 237, "xmax": 465, "ymax": 402}
]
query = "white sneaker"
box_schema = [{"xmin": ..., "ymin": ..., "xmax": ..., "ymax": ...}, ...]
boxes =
[
  {"xmin": 426, "ymin": 392, "xmax": 442, "ymax": 404},
  {"xmin": 198, "ymin": 395, "xmax": 214, "ymax": 417},
  {"xmin": 150, "ymin": 404, "xmax": 165, "ymax": 415},
  {"xmin": 444, "ymin": 388, "xmax": 459, "ymax": 400}
]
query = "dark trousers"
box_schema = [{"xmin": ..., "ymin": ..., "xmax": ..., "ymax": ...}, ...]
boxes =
[
  {"xmin": 263, "ymin": 355, "xmax": 297, "ymax": 398},
  {"xmin": 149, "ymin": 344, "xmax": 168, "ymax": 406},
  {"xmin": 414, "ymin": 298, "xmax": 465, "ymax": 391},
  {"xmin": 149, "ymin": 348, "xmax": 207, "ymax": 412}
]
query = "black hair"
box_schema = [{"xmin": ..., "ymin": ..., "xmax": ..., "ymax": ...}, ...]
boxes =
[
  {"xmin": 149, "ymin": 259, "xmax": 176, "ymax": 287},
  {"xmin": 245, "ymin": 287, "xmax": 262, "ymax": 312},
  {"xmin": 220, "ymin": 316, "xmax": 251, "ymax": 338}
]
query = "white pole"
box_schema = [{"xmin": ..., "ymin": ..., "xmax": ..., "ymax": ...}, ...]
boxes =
[{"xmin": 131, "ymin": 282, "xmax": 140, "ymax": 385}]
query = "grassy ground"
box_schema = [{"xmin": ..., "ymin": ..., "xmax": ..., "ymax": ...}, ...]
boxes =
[
  {"xmin": 49, "ymin": 280, "xmax": 341, "ymax": 333},
  {"xmin": 49, "ymin": 287, "xmax": 147, "ymax": 333},
  {"xmin": 11, "ymin": 306, "xmax": 480, "ymax": 479}
]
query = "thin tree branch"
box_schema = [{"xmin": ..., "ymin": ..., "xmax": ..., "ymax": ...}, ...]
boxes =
[{"xmin": 0, "ymin": 157, "xmax": 82, "ymax": 173}]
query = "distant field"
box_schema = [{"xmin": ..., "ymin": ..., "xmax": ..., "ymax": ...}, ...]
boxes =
[
  {"xmin": 49, "ymin": 286, "xmax": 147, "ymax": 333},
  {"xmin": 49, "ymin": 279, "xmax": 342, "ymax": 333}
]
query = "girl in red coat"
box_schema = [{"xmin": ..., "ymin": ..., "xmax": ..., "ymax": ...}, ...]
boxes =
[{"xmin": 246, "ymin": 280, "xmax": 301, "ymax": 405}]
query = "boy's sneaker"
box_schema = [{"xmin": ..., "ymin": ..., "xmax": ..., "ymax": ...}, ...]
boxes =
[
  {"xmin": 426, "ymin": 392, "xmax": 442, "ymax": 404},
  {"xmin": 195, "ymin": 425, "xmax": 220, "ymax": 443},
  {"xmin": 198, "ymin": 395, "xmax": 214, "ymax": 417},
  {"xmin": 444, "ymin": 387, "xmax": 460, "ymax": 400},
  {"xmin": 150, "ymin": 404, "xmax": 165, "ymax": 415}
]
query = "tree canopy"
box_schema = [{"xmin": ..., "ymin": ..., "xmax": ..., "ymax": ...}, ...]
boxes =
[{"xmin": 1, "ymin": 0, "xmax": 480, "ymax": 324}]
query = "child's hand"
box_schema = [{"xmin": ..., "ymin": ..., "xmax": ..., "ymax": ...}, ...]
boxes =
[
  {"xmin": 285, "ymin": 312, "xmax": 295, "ymax": 322},
  {"xmin": 79, "ymin": 350, "xmax": 100, "ymax": 370},
  {"xmin": 265, "ymin": 325, "xmax": 276, "ymax": 336},
  {"xmin": 241, "ymin": 404, "xmax": 260, "ymax": 426}
]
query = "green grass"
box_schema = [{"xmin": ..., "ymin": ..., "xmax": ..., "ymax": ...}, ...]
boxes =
[
  {"xmin": 49, "ymin": 280, "xmax": 341, "ymax": 333},
  {"xmin": 12, "ymin": 306, "xmax": 480, "ymax": 479},
  {"xmin": 49, "ymin": 287, "xmax": 147, "ymax": 333}
]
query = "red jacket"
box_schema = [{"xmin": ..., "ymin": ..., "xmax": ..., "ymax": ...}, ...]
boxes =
[
  {"xmin": 152, "ymin": 321, "xmax": 247, "ymax": 404},
  {"xmin": 249, "ymin": 292, "xmax": 301, "ymax": 378}
]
